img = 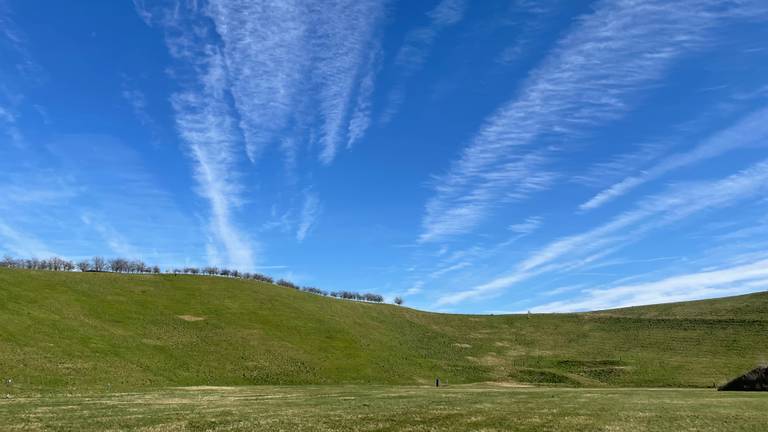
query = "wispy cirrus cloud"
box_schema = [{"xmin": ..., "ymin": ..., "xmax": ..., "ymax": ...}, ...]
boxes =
[
  {"xmin": 309, "ymin": 0, "xmax": 387, "ymax": 164},
  {"xmin": 421, "ymin": 151, "xmax": 554, "ymax": 242},
  {"xmin": 508, "ymin": 216, "xmax": 543, "ymax": 235},
  {"xmin": 436, "ymin": 158, "xmax": 768, "ymax": 306},
  {"xmin": 0, "ymin": 2, "xmax": 36, "ymax": 148},
  {"xmin": 530, "ymin": 258, "xmax": 768, "ymax": 312},
  {"xmin": 139, "ymin": 2, "xmax": 257, "ymax": 271},
  {"xmin": 132, "ymin": 1, "xmax": 390, "ymax": 269},
  {"xmin": 572, "ymin": 142, "xmax": 668, "ymax": 189},
  {"xmin": 580, "ymin": 106, "xmax": 768, "ymax": 211},
  {"xmin": 0, "ymin": 106, "xmax": 22, "ymax": 147},
  {"xmin": 496, "ymin": 0, "xmax": 562, "ymax": 65},
  {"xmin": 205, "ymin": 0, "xmax": 307, "ymax": 163},
  {"xmin": 296, "ymin": 191, "xmax": 321, "ymax": 242},
  {"xmin": 428, "ymin": 260, "xmax": 471, "ymax": 279},
  {"xmin": 347, "ymin": 42, "xmax": 381, "ymax": 148},
  {"xmin": 80, "ymin": 213, "xmax": 140, "ymax": 258},
  {"xmin": 420, "ymin": 0, "xmax": 768, "ymax": 243},
  {"xmin": 381, "ymin": 0, "xmax": 467, "ymax": 123},
  {"xmin": 520, "ymin": 160, "xmax": 768, "ymax": 273},
  {"xmin": 395, "ymin": 0, "xmax": 466, "ymax": 75},
  {"xmin": 0, "ymin": 219, "xmax": 56, "ymax": 258},
  {"xmin": 119, "ymin": 74, "xmax": 163, "ymax": 139},
  {"xmin": 205, "ymin": 0, "xmax": 386, "ymax": 164}
]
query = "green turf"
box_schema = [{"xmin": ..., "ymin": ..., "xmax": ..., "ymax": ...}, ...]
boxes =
[
  {"xmin": 1, "ymin": 268, "xmax": 767, "ymax": 392},
  {"xmin": 2, "ymin": 385, "xmax": 767, "ymax": 431}
]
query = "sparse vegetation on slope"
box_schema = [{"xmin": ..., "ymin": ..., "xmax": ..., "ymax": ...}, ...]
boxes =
[
  {"xmin": 1, "ymin": 255, "xmax": 387, "ymax": 303},
  {"xmin": 1, "ymin": 268, "xmax": 766, "ymax": 392}
]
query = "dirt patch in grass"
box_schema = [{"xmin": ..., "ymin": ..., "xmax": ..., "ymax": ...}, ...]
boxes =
[
  {"xmin": 176, "ymin": 315, "xmax": 205, "ymax": 322},
  {"xmin": 483, "ymin": 381, "xmax": 533, "ymax": 388},
  {"xmin": 468, "ymin": 354, "xmax": 505, "ymax": 366},
  {"xmin": 181, "ymin": 386, "xmax": 236, "ymax": 391}
]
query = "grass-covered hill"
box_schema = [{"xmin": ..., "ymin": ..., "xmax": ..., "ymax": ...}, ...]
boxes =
[{"xmin": 1, "ymin": 268, "xmax": 766, "ymax": 392}]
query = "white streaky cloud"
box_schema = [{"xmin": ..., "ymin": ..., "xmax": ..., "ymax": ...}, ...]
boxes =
[
  {"xmin": 542, "ymin": 284, "xmax": 586, "ymax": 297},
  {"xmin": 0, "ymin": 3, "xmax": 31, "ymax": 61},
  {"xmin": 580, "ymin": 255, "xmax": 681, "ymax": 272},
  {"xmin": 309, "ymin": 0, "xmax": 387, "ymax": 164},
  {"xmin": 405, "ymin": 281, "xmax": 425, "ymax": 295},
  {"xmin": 296, "ymin": 191, "xmax": 321, "ymax": 242},
  {"xmin": 173, "ymin": 89, "xmax": 256, "ymax": 270},
  {"xmin": 572, "ymin": 141, "xmax": 667, "ymax": 188},
  {"xmin": 435, "ymin": 272, "xmax": 532, "ymax": 307},
  {"xmin": 121, "ymin": 88, "xmax": 148, "ymax": 122},
  {"xmin": 131, "ymin": 0, "xmax": 152, "ymax": 26},
  {"xmin": 347, "ymin": 43, "xmax": 380, "ymax": 148},
  {"xmin": 429, "ymin": 261, "xmax": 471, "ymax": 279},
  {"xmin": 508, "ymin": 216, "xmax": 543, "ymax": 235},
  {"xmin": 427, "ymin": 0, "xmax": 466, "ymax": 26},
  {"xmin": 80, "ymin": 213, "xmax": 140, "ymax": 258},
  {"xmin": 580, "ymin": 106, "xmax": 768, "ymax": 211},
  {"xmin": 0, "ymin": 105, "xmax": 22, "ymax": 147},
  {"xmin": 496, "ymin": 0, "xmax": 560, "ymax": 66},
  {"xmin": 205, "ymin": 0, "xmax": 385, "ymax": 164},
  {"xmin": 420, "ymin": 0, "xmax": 768, "ymax": 243},
  {"xmin": 381, "ymin": 0, "xmax": 467, "ymax": 123},
  {"xmin": 421, "ymin": 152, "xmax": 555, "ymax": 242},
  {"xmin": 120, "ymin": 82, "xmax": 159, "ymax": 135},
  {"xmin": 521, "ymin": 159, "xmax": 768, "ymax": 272},
  {"xmin": 0, "ymin": 181, "xmax": 77, "ymax": 208},
  {"xmin": 395, "ymin": 0, "xmax": 467, "ymax": 74},
  {"xmin": 152, "ymin": 5, "xmax": 256, "ymax": 271},
  {"xmin": 0, "ymin": 4, "xmax": 35, "ymax": 148},
  {"xmin": 530, "ymin": 259, "xmax": 768, "ymax": 312},
  {"xmin": 0, "ymin": 219, "xmax": 56, "ymax": 258},
  {"xmin": 205, "ymin": 0, "xmax": 307, "ymax": 162},
  {"xmin": 435, "ymin": 159, "xmax": 768, "ymax": 306}
]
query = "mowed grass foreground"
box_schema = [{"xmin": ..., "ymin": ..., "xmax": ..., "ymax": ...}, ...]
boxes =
[
  {"xmin": 2, "ymin": 268, "xmax": 768, "ymax": 391},
  {"xmin": 2, "ymin": 385, "xmax": 766, "ymax": 431}
]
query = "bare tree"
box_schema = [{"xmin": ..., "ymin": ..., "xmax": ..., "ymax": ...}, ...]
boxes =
[
  {"xmin": 277, "ymin": 279, "xmax": 299, "ymax": 289},
  {"xmin": 2, "ymin": 253, "xmax": 391, "ymax": 305},
  {"xmin": 1, "ymin": 256, "xmax": 16, "ymax": 268},
  {"xmin": 92, "ymin": 256, "xmax": 106, "ymax": 272},
  {"xmin": 48, "ymin": 257, "xmax": 66, "ymax": 271},
  {"xmin": 108, "ymin": 258, "xmax": 129, "ymax": 273}
]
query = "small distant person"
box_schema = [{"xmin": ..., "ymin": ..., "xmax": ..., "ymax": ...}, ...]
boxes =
[{"xmin": 435, "ymin": 377, "xmax": 440, "ymax": 387}]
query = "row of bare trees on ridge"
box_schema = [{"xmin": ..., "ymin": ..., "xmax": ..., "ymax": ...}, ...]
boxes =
[{"xmin": 0, "ymin": 255, "xmax": 399, "ymax": 304}]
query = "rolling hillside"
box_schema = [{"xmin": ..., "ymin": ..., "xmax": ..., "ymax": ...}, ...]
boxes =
[{"xmin": 1, "ymin": 268, "xmax": 766, "ymax": 392}]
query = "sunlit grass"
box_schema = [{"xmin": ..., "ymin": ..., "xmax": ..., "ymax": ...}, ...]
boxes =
[
  {"xmin": 2, "ymin": 385, "xmax": 766, "ymax": 431},
  {"xmin": 1, "ymin": 268, "xmax": 767, "ymax": 392}
]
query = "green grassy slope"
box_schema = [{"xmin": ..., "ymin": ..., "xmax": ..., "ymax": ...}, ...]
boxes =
[
  {"xmin": 1, "ymin": 268, "xmax": 766, "ymax": 391},
  {"xmin": 592, "ymin": 291, "xmax": 768, "ymax": 320}
]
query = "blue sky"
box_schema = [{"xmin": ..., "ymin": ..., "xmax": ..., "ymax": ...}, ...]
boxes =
[{"xmin": 2, "ymin": 0, "xmax": 768, "ymax": 313}]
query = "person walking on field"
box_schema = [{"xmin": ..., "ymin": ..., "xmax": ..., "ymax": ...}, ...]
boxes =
[{"xmin": 435, "ymin": 377, "xmax": 440, "ymax": 387}]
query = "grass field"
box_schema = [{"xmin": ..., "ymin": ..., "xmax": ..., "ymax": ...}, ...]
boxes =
[
  {"xmin": 1, "ymin": 269, "xmax": 767, "ymax": 430},
  {"xmin": 2, "ymin": 385, "xmax": 767, "ymax": 431},
  {"xmin": 1, "ymin": 268, "xmax": 767, "ymax": 392}
]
